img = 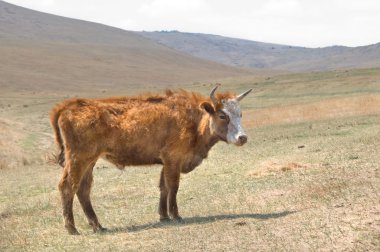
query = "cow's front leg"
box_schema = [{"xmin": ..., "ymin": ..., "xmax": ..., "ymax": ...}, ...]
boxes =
[
  {"xmin": 158, "ymin": 168, "xmax": 169, "ymax": 222},
  {"xmin": 164, "ymin": 167, "xmax": 182, "ymax": 221}
]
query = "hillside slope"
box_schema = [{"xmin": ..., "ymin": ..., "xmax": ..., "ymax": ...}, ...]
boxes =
[
  {"xmin": 140, "ymin": 31, "xmax": 380, "ymax": 72},
  {"xmin": 0, "ymin": 1, "xmax": 249, "ymax": 93}
]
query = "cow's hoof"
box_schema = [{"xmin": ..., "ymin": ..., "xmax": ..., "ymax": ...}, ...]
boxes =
[
  {"xmin": 173, "ymin": 216, "xmax": 184, "ymax": 223},
  {"xmin": 160, "ymin": 217, "xmax": 171, "ymax": 222},
  {"xmin": 67, "ymin": 227, "xmax": 80, "ymax": 235},
  {"xmin": 94, "ymin": 226, "xmax": 108, "ymax": 233}
]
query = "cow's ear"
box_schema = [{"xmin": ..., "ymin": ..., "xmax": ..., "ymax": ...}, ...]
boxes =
[{"xmin": 200, "ymin": 102, "xmax": 215, "ymax": 114}]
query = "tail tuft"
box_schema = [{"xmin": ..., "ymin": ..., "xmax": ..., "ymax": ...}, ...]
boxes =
[{"xmin": 46, "ymin": 151, "xmax": 65, "ymax": 167}]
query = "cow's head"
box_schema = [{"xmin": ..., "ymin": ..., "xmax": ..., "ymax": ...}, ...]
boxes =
[{"xmin": 201, "ymin": 84, "xmax": 252, "ymax": 146}]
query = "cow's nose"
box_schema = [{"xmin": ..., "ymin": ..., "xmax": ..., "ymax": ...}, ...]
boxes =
[{"xmin": 238, "ymin": 135, "xmax": 248, "ymax": 144}]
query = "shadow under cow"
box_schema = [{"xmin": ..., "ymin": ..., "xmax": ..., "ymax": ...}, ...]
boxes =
[{"xmin": 106, "ymin": 210, "xmax": 296, "ymax": 234}]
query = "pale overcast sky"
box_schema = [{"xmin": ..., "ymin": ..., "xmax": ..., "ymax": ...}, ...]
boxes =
[{"xmin": 5, "ymin": 0, "xmax": 380, "ymax": 48}]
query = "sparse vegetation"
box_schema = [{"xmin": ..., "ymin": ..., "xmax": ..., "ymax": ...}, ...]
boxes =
[{"xmin": 1, "ymin": 68, "xmax": 379, "ymax": 251}]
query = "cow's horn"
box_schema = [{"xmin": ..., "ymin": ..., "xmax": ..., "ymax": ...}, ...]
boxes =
[
  {"xmin": 236, "ymin": 89, "xmax": 253, "ymax": 102},
  {"xmin": 210, "ymin": 83, "xmax": 221, "ymax": 104}
]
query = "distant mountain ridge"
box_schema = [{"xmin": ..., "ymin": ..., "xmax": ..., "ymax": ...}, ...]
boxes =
[{"xmin": 140, "ymin": 31, "xmax": 380, "ymax": 72}]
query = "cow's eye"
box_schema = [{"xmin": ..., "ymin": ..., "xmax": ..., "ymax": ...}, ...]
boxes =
[
  {"xmin": 240, "ymin": 113, "xmax": 242, "ymax": 118},
  {"xmin": 219, "ymin": 114, "xmax": 227, "ymax": 120}
]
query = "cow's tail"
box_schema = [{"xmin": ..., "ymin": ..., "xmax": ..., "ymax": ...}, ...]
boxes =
[{"xmin": 49, "ymin": 104, "xmax": 65, "ymax": 167}]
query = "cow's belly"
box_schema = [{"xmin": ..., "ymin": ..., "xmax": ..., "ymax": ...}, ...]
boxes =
[
  {"xmin": 99, "ymin": 126, "xmax": 168, "ymax": 168},
  {"xmin": 101, "ymin": 146, "xmax": 162, "ymax": 168}
]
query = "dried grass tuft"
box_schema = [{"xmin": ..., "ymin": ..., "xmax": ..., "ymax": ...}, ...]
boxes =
[
  {"xmin": 248, "ymin": 161, "xmax": 315, "ymax": 178},
  {"xmin": 0, "ymin": 159, "xmax": 8, "ymax": 170}
]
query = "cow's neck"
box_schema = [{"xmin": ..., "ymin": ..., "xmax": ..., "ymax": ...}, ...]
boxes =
[{"xmin": 196, "ymin": 115, "xmax": 219, "ymax": 156}]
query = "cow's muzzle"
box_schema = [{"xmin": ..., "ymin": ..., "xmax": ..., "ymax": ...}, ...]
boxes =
[{"xmin": 235, "ymin": 134, "xmax": 248, "ymax": 146}]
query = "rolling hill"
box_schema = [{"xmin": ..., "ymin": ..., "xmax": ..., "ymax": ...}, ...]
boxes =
[
  {"xmin": 140, "ymin": 31, "xmax": 380, "ymax": 72},
  {"xmin": 0, "ymin": 1, "xmax": 249, "ymax": 94}
]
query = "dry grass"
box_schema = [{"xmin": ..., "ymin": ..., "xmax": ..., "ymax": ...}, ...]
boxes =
[
  {"xmin": 0, "ymin": 118, "xmax": 24, "ymax": 169},
  {"xmin": 1, "ymin": 114, "xmax": 379, "ymax": 251},
  {"xmin": 1, "ymin": 68, "xmax": 380, "ymax": 251},
  {"xmin": 244, "ymin": 94, "xmax": 380, "ymax": 128},
  {"xmin": 0, "ymin": 159, "xmax": 8, "ymax": 170},
  {"xmin": 247, "ymin": 161, "xmax": 316, "ymax": 177}
]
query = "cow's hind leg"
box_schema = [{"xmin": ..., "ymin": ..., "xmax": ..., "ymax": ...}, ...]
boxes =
[
  {"xmin": 59, "ymin": 157, "xmax": 92, "ymax": 234},
  {"xmin": 59, "ymin": 168, "xmax": 79, "ymax": 235},
  {"xmin": 158, "ymin": 168, "xmax": 170, "ymax": 222},
  {"xmin": 76, "ymin": 162, "xmax": 106, "ymax": 233}
]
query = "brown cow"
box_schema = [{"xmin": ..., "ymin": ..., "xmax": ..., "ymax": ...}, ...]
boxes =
[{"xmin": 50, "ymin": 85, "xmax": 252, "ymax": 234}]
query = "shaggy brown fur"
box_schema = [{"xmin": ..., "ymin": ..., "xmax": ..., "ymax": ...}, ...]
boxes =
[{"xmin": 51, "ymin": 89, "xmax": 238, "ymax": 234}]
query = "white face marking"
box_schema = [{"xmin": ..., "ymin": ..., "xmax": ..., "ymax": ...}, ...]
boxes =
[{"xmin": 222, "ymin": 99, "xmax": 246, "ymax": 145}]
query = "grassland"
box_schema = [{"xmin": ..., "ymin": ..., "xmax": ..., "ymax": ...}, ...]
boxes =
[{"xmin": 0, "ymin": 68, "xmax": 380, "ymax": 251}]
